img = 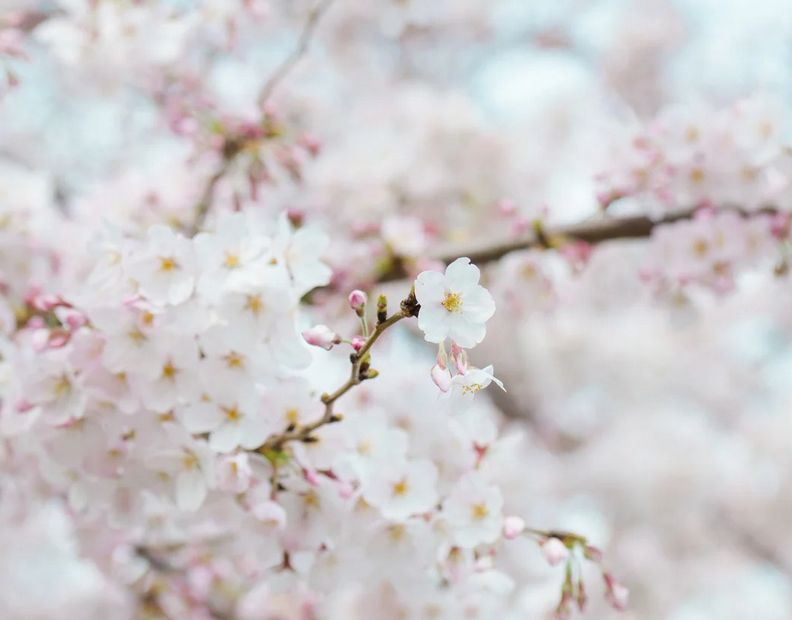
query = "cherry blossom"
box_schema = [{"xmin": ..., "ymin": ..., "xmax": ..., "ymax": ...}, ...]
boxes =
[{"xmin": 415, "ymin": 257, "xmax": 496, "ymax": 348}]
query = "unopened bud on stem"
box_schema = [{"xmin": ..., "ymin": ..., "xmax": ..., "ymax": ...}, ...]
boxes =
[
  {"xmin": 376, "ymin": 294, "xmax": 387, "ymax": 324},
  {"xmin": 348, "ymin": 290, "xmax": 367, "ymax": 312},
  {"xmin": 302, "ymin": 325, "xmax": 341, "ymax": 350}
]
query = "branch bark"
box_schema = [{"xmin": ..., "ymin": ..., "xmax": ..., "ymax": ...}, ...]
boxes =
[{"xmin": 378, "ymin": 206, "xmax": 778, "ymax": 282}]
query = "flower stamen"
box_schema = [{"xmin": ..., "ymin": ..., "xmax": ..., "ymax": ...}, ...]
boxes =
[{"xmin": 442, "ymin": 292, "xmax": 464, "ymax": 314}]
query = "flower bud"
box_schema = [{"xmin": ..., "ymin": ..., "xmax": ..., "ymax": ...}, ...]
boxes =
[
  {"xmin": 431, "ymin": 364, "xmax": 452, "ymax": 392},
  {"xmin": 302, "ymin": 325, "xmax": 340, "ymax": 350},
  {"xmin": 450, "ymin": 342, "xmax": 469, "ymax": 375},
  {"xmin": 605, "ymin": 578, "xmax": 629, "ymax": 611},
  {"xmin": 376, "ymin": 294, "xmax": 387, "ymax": 323},
  {"xmin": 771, "ymin": 213, "xmax": 790, "ymax": 240},
  {"xmin": 348, "ymin": 289, "xmax": 367, "ymax": 311},
  {"xmin": 542, "ymin": 537, "xmax": 569, "ymax": 566},
  {"xmin": 57, "ymin": 308, "xmax": 88, "ymax": 330},
  {"xmin": 303, "ymin": 468, "xmax": 321, "ymax": 487},
  {"xmin": 337, "ymin": 480, "xmax": 355, "ymax": 499},
  {"xmin": 351, "ymin": 335, "xmax": 366, "ymax": 351},
  {"xmin": 583, "ymin": 545, "xmax": 602, "ymax": 563},
  {"xmin": 502, "ymin": 515, "xmax": 526, "ymax": 540},
  {"xmin": 31, "ymin": 294, "xmax": 63, "ymax": 313}
]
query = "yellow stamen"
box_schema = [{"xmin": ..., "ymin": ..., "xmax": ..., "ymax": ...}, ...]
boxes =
[
  {"xmin": 689, "ymin": 168, "xmax": 705, "ymax": 184},
  {"xmin": 245, "ymin": 294, "xmax": 264, "ymax": 315},
  {"xmin": 692, "ymin": 239, "xmax": 708, "ymax": 257},
  {"xmin": 223, "ymin": 406, "xmax": 241, "ymax": 422},
  {"xmin": 127, "ymin": 328, "xmax": 147, "ymax": 345},
  {"xmin": 285, "ymin": 408, "xmax": 300, "ymax": 424},
  {"xmin": 392, "ymin": 478, "xmax": 409, "ymax": 497},
  {"xmin": 442, "ymin": 292, "xmax": 464, "ymax": 314},
  {"xmin": 224, "ymin": 351, "xmax": 244, "ymax": 369},
  {"xmin": 182, "ymin": 453, "xmax": 199, "ymax": 470},
  {"xmin": 159, "ymin": 256, "xmax": 178, "ymax": 272},
  {"xmin": 224, "ymin": 252, "xmax": 240, "ymax": 268},
  {"xmin": 461, "ymin": 382, "xmax": 483, "ymax": 395},
  {"xmin": 161, "ymin": 362, "xmax": 178, "ymax": 380},
  {"xmin": 52, "ymin": 375, "xmax": 72, "ymax": 397},
  {"xmin": 471, "ymin": 502, "xmax": 489, "ymax": 520}
]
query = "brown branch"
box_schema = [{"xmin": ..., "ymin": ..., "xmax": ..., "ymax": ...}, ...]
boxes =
[
  {"xmin": 259, "ymin": 293, "xmax": 419, "ymax": 453},
  {"xmin": 257, "ymin": 0, "xmax": 335, "ymax": 106},
  {"xmin": 712, "ymin": 511, "xmax": 792, "ymax": 576},
  {"xmin": 186, "ymin": 157, "xmax": 233, "ymax": 237},
  {"xmin": 378, "ymin": 206, "xmax": 779, "ymax": 282}
]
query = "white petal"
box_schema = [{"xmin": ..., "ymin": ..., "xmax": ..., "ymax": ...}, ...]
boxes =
[
  {"xmin": 177, "ymin": 470, "xmax": 207, "ymax": 511},
  {"xmin": 445, "ymin": 257, "xmax": 479, "ymax": 289},
  {"xmin": 182, "ymin": 403, "xmax": 223, "ymax": 433},
  {"xmin": 209, "ymin": 423, "xmax": 242, "ymax": 453}
]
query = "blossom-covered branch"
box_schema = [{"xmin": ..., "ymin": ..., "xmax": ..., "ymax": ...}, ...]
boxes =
[
  {"xmin": 378, "ymin": 205, "xmax": 778, "ymax": 282},
  {"xmin": 261, "ymin": 290, "xmax": 420, "ymax": 452}
]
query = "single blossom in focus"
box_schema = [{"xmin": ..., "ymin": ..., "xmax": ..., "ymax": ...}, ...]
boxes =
[{"xmin": 414, "ymin": 257, "xmax": 495, "ymax": 348}]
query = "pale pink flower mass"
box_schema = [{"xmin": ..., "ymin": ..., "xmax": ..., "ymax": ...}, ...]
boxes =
[{"xmin": 1, "ymin": 2, "xmax": 791, "ymax": 619}]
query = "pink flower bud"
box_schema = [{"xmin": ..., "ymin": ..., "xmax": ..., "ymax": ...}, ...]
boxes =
[
  {"xmin": 542, "ymin": 537, "xmax": 569, "ymax": 566},
  {"xmin": 48, "ymin": 329, "xmax": 71, "ymax": 349},
  {"xmin": 503, "ymin": 515, "xmax": 526, "ymax": 540},
  {"xmin": 302, "ymin": 325, "xmax": 340, "ymax": 350},
  {"xmin": 605, "ymin": 579, "xmax": 629, "ymax": 611},
  {"xmin": 348, "ymin": 290, "xmax": 367, "ymax": 310},
  {"xmin": 57, "ymin": 308, "xmax": 88, "ymax": 330},
  {"xmin": 298, "ymin": 134, "xmax": 321, "ymax": 157},
  {"xmin": 435, "ymin": 342, "xmax": 449, "ymax": 368},
  {"xmin": 431, "ymin": 363, "xmax": 452, "ymax": 392},
  {"xmin": 351, "ymin": 335, "xmax": 366, "ymax": 351},
  {"xmin": 15, "ymin": 398, "xmax": 32, "ymax": 413},
  {"xmin": 450, "ymin": 342, "xmax": 469, "ymax": 375},
  {"xmin": 771, "ymin": 213, "xmax": 790, "ymax": 239},
  {"xmin": 497, "ymin": 198, "xmax": 517, "ymax": 216},
  {"xmin": 303, "ymin": 469, "xmax": 321, "ymax": 487},
  {"xmin": 511, "ymin": 216, "xmax": 529, "ymax": 238},
  {"xmin": 583, "ymin": 545, "xmax": 602, "ymax": 563},
  {"xmin": 31, "ymin": 294, "xmax": 63, "ymax": 312},
  {"xmin": 337, "ymin": 480, "xmax": 355, "ymax": 499}
]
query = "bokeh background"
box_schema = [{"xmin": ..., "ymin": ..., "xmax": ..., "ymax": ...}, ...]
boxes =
[{"xmin": 4, "ymin": 1, "xmax": 792, "ymax": 618}]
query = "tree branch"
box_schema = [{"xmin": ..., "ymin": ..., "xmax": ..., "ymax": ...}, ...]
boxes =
[
  {"xmin": 187, "ymin": 0, "xmax": 335, "ymax": 236},
  {"xmin": 377, "ymin": 206, "xmax": 778, "ymax": 282},
  {"xmin": 259, "ymin": 292, "xmax": 419, "ymax": 453},
  {"xmin": 257, "ymin": 0, "xmax": 335, "ymax": 106}
]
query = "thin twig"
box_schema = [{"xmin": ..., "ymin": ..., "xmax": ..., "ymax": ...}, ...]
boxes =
[
  {"xmin": 187, "ymin": 0, "xmax": 335, "ymax": 236},
  {"xmin": 257, "ymin": 0, "xmax": 335, "ymax": 106},
  {"xmin": 260, "ymin": 293, "xmax": 419, "ymax": 453},
  {"xmin": 187, "ymin": 157, "xmax": 233, "ymax": 236}
]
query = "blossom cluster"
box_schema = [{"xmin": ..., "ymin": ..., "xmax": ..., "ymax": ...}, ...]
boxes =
[
  {"xmin": 0, "ymin": 201, "xmax": 623, "ymax": 619},
  {"xmin": 597, "ymin": 95, "xmax": 792, "ymax": 213}
]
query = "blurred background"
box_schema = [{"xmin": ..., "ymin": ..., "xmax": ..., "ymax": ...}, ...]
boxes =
[{"xmin": 4, "ymin": 1, "xmax": 792, "ymax": 618}]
